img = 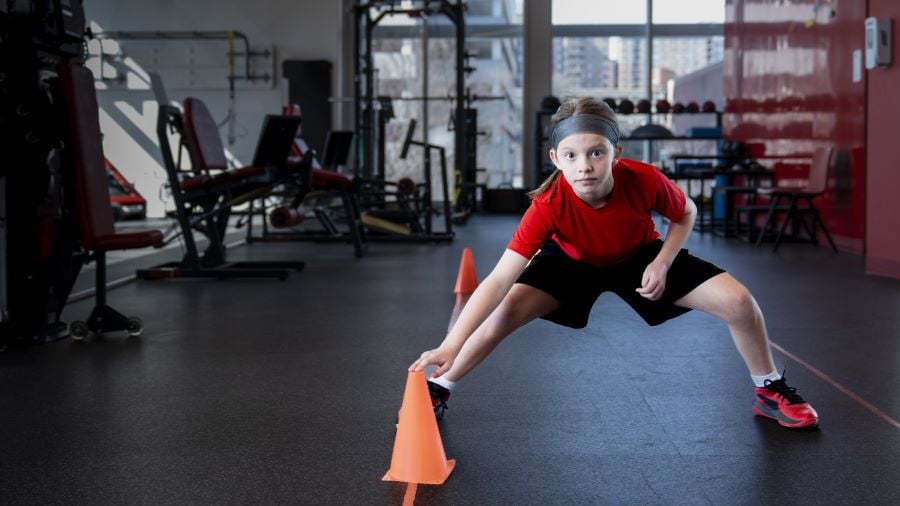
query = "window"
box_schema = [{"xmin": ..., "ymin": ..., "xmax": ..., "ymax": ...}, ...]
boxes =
[
  {"xmin": 552, "ymin": 0, "xmax": 646, "ymax": 25},
  {"xmin": 369, "ymin": 0, "xmax": 524, "ymax": 190},
  {"xmin": 652, "ymin": 0, "xmax": 725, "ymax": 24},
  {"xmin": 551, "ymin": 1, "xmax": 725, "ymax": 163}
]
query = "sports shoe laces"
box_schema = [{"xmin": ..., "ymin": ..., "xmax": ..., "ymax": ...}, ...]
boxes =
[{"xmin": 763, "ymin": 377, "xmax": 805, "ymax": 404}]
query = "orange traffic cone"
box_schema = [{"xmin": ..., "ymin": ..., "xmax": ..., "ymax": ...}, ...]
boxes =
[
  {"xmin": 453, "ymin": 248, "xmax": 478, "ymax": 296},
  {"xmin": 449, "ymin": 248, "xmax": 478, "ymax": 332},
  {"xmin": 383, "ymin": 371, "xmax": 456, "ymax": 485}
]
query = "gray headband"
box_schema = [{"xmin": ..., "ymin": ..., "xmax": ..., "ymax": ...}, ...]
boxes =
[{"xmin": 550, "ymin": 114, "xmax": 619, "ymax": 149}]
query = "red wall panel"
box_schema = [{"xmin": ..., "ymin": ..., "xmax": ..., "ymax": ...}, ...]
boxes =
[
  {"xmin": 724, "ymin": 0, "xmax": 866, "ymax": 252},
  {"xmin": 865, "ymin": 0, "xmax": 900, "ymax": 279}
]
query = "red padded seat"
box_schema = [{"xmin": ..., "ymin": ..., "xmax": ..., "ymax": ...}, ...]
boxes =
[
  {"xmin": 91, "ymin": 231, "xmax": 163, "ymax": 251},
  {"xmin": 289, "ymin": 138, "xmax": 354, "ymax": 189},
  {"xmin": 179, "ymin": 174, "xmax": 210, "ymax": 193},
  {"xmin": 183, "ymin": 98, "xmax": 229, "ymax": 172},
  {"xmin": 58, "ymin": 64, "xmax": 163, "ymax": 252},
  {"xmin": 211, "ymin": 165, "xmax": 267, "ymax": 184},
  {"xmin": 310, "ymin": 168, "xmax": 354, "ymax": 189},
  {"xmin": 182, "ymin": 98, "xmax": 266, "ymax": 191}
]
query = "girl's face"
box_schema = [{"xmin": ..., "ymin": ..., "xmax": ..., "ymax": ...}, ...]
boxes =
[{"xmin": 549, "ymin": 133, "xmax": 619, "ymax": 208}]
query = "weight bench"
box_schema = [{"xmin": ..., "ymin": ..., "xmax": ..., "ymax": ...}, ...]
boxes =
[
  {"xmin": 137, "ymin": 95, "xmax": 305, "ymax": 279},
  {"xmin": 58, "ymin": 63, "xmax": 163, "ymax": 339},
  {"xmin": 243, "ymin": 115, "xmax": 368, "ymax": 257}
]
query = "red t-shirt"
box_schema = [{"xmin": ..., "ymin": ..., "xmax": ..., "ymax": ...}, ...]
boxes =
[{"xmin": 508, "ymin": 158, "xmax": 686, "ymax": 266}]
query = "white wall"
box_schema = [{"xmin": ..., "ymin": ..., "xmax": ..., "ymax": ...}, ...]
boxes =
[
  {"xmin": 670, "ymin": 60, "xmax": 723, "ymax": 135},
  {"xmin": 86, "ymin": 0, "xmax": 341, "ymax": 217}
]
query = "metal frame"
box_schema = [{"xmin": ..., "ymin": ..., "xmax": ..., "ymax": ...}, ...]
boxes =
[
  {"xmin": 362, "ymin": 5, "xmax": 722, "ymax": 188},
  {"xmin": 0, "ymin": 177, "xmax": 7, "ymax": 326},
  {"xmin": 353, "ymin": 0, "xmax": 469, "ymax": 213},
  {"xmin": 371, "ymin": 23, "xmax": 723, "ymax": 39}
]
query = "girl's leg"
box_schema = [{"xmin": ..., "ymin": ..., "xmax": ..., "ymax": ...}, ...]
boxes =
[
  {"xmin": 673, "ymin": 272, "xmax": 776, "ymax": 376},
  {"xmin": 442, "ymin": 283, "xmax": 559, "ymax": 382}
]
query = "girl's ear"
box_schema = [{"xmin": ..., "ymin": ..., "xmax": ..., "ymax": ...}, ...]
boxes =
[
  {"xmin": 549, "ymin": 148, "xmax": 560, "ymax": 168},
  {"xmin": 613, "ymin": 145, "xmax": 623, "ymax": 164}
]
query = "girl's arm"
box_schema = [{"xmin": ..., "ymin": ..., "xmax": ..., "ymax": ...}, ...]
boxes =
[
  {"xmin": 409, "ymin": 248, "xmax": 530, "ymax": 376},
  {"xmin": 636, "ymin": 197, "xmax": 697, "ymax": 300},
  {"xmin": 657, "ymin": 196, "xmax": 697, "ymax": 264}
]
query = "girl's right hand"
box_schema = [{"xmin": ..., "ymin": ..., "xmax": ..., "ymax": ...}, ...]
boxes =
[{"xmin": 409, "ymin": 346, "xmax": 456, "ymax": 378}]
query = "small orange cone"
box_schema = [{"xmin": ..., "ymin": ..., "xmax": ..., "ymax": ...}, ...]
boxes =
[
  {"xmin": 383, "ymin": 371, "xmax": 456, "ymax": 485},
  {"xmin": 447, "ymin": 296, "xmax": 469, "ymax": 334},
  {"xmin": 453, "ymin": 248, "xmax": 478, "ymax": 296}
]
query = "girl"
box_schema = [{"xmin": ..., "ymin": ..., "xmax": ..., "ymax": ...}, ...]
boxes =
[{"xmin": 410, "ymin": 97, "xmax": 818, "ymax": 429}]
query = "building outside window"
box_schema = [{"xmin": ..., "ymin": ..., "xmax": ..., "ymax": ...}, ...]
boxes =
[
  {"xmin": 551, "ymin": 0, "xmax": 724, "ymax": 164},
  {"xmin": 367, "ymin": 0, "xmax": 723, "ymax": 191}
]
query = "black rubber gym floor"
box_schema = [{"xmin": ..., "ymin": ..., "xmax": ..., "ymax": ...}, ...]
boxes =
[{"xmin": 2, "ymin": 215, "xmax": 898, "ymax": 504}]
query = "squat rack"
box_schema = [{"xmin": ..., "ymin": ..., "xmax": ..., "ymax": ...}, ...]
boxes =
[{"xmin": 353, "ymin": 0, "xmax": 473, "ymax": 220}]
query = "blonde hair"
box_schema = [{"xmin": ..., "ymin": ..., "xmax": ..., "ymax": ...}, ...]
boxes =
[{"xmin": 528, "ymin": 97, "xmax": 620, "ymax": 199}]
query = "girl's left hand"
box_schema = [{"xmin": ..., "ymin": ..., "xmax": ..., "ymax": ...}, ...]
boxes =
[{"xmin": 636, "ymin": 260, "xmax": 669, "ymax": 300}]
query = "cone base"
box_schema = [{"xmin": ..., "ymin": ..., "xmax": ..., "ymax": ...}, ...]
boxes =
[{"xmin": 382, "ymin": 459, "xmax": 456, "ymax": 485}]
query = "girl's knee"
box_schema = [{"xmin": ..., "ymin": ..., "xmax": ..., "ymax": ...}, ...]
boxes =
[
  {"xmin": 485, "ymin": 303, "xmax": 529, "ymax": 336},
  {"xmin": 485, "ymin": 294, "xmax": 549, "ymax": 337},
  {"xmin": 722, "ymin": 283, "xmax": 760, "ymax": 324}
]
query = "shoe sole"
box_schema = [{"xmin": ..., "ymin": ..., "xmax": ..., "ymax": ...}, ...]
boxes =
[{"xmin": 752, "ymin": 404, "xmax": 818, "ymax": 429}]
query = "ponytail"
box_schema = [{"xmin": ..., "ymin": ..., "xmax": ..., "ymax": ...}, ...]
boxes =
[{"xmin": 527, "ymin": 169, "xmax": 562, "ymax": 200}]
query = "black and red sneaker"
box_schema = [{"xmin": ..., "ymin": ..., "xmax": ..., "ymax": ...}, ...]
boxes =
[
  {"xmin": 752, "ymin": 376, "xmax": 818, "ymax": 429},
  {"xmin": 428, "ymin": 380, "xmax": 451, "ymax": 420}
]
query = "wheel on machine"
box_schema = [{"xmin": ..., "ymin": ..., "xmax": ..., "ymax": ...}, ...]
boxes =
[
  {"xmin": 126, "ymin": 316, "xmax": 144, "ymax": 337},
  {"xmin": 69, "ymin": 321, "xmax": 90, "ymax": 340}
]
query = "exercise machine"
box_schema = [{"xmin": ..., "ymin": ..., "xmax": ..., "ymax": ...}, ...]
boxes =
[
  {"xmin": 353, "ymin": 1, "xmax": 474, "ymax": 232},
  {"xmin": 243, "ymin": 124, "xmax": 369, "ymax": 258},
  {"xmin": 1, "ymin": 0, "xmax": 87, "ymax": 348},
  {"xmin": 136, "ymin": 92, "xmax": 305, "ymax": 280},
  {"xmin": 1, "ymin": 1, "xmax": 164, "ymax": 347},
  {"xmin": 365, "ymin": 119, "xmax": 453, "ymax": 240}
]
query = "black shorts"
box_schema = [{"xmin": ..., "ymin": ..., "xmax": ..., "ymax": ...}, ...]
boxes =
[{"xmin": 515, "ymin": 240, "xmax": 726, "ymax": 328}]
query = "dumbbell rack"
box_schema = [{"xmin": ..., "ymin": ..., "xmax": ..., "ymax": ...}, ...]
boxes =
[{"xmin": 617, "ymin": 103, "xmax": 724, "ymax": 234}]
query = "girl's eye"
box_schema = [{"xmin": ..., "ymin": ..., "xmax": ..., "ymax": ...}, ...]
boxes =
[
  {"xmin": 591, "ymin": 150, "xmax": 605, "ymax": 158},
  {"xmin": 563, "ymin": 152, "xmax": 576, "ymax": 160}
]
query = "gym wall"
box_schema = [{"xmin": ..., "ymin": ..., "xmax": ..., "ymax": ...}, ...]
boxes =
[
  {"xmin": 865, "ymin": 0, "xmax": 900, "ymax": 279},
  {"xmin": 723, "ymin": 0, "xmax": 867, "ymax": 253},
  {"xmin": 85, "ymin": 0, "xmax": 343, "ymax": 218}
]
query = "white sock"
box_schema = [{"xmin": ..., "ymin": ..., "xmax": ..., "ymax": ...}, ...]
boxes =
[
  {"xmin": 751, "ymin": 369, "xmax": 782, "ymax": 388},
  {"xmin": 428, "ymin": 376, "xmax": 457, "ymax": 392}
]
